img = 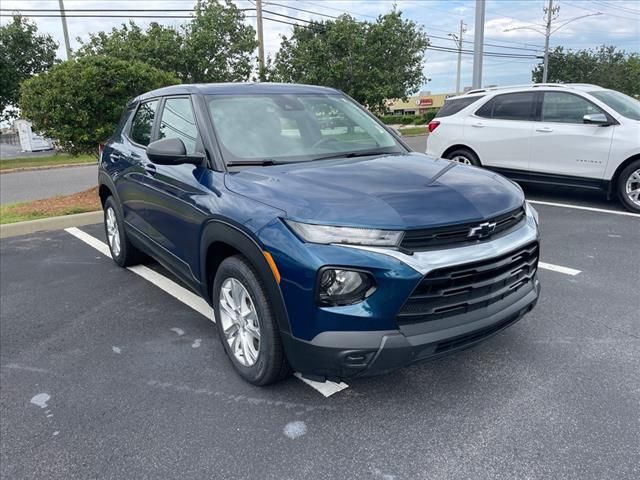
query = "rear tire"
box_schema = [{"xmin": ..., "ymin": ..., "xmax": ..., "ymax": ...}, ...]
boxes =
[
  {"xmin": 103, "ymin": 196, "xmax": 144, "ymax": 267},
  {"xmin": 213, "ymin": 255, "xmax": 291, "ymax": 385},
  {"xmin": 445, "ymin": 148, "xmax": 481, "ymax": 167},
  {"xmin": 617, "ymin": 159, "xmax": 640, "ymax": 213}
]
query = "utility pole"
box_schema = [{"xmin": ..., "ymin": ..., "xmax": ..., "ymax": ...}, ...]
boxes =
[
  {"xmin": 256, "ymin": 0, "xmax": 265, "ymax": 78},
  {"xmin": 504, "ymin": 3, "xmax": 598, "ymax": 84},
  {"xmin": 58, "ymin": 0, "xmax": 72, "ymax": 60},
  {"xmin": 449, "ymin": 20, "xmax": 467, "ymax": 94},
  {"xmin": 542, "ymin": 0, "xmax": 554, "ymax": 83},
  {"xmin": 472, "ymin": 0, "xmax": 485, "ymax": 89}
]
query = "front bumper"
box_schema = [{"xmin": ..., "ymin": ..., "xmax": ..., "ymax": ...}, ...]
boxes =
[{"xmin": 282, "ymin": 277, "xmax": 540, "ymax": 381}]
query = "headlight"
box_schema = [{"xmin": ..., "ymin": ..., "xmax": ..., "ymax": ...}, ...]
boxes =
[
  {"xmin": 317, "ymin": 268, "xmax": 376, "ymax": 306},
  {"xmin": 525, "ymin": 201, "xmax": 539, "ymax": 226},
  {"xmin": 285, "ymin": 219, "xmax": 403, "ymax": 247}
]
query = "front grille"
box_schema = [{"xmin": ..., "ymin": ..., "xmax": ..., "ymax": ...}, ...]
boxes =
[
  {"xmin": 400, "ymin": 206, "xmax": 526, "ymax": 251},
  {"xmin": 397, "ymin": 242, "xmax": 539, "ymax": 325}
]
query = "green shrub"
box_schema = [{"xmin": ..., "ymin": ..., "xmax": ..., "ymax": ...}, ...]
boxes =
[{"xmin": 20, "ymin": 55, "xmax": 178, "ymax": 156}]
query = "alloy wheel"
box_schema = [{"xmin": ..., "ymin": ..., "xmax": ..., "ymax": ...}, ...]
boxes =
[
  {"xmin": 105, "ymin": 207, "xmax": 121, "ymax": 257},
  {"xmin": 451, "ymin": 155, "xmax": 472, "ymax": 165},
  {"xmin": 625, "ymin": 168, "xmax": 640, "ymax": 207},
  {"xmin": 219, "ymin": 278, "xmax": 261, "ymax": 366}
]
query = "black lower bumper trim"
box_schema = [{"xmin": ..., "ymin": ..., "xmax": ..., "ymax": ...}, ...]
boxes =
[{"xmin": 282, "ymin": 279, "xmax": 540, "ymax": 382}]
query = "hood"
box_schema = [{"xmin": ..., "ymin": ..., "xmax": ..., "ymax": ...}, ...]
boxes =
[{"xmin": 225, "ymin": 153, "xmax": 524, "ymax": 230}]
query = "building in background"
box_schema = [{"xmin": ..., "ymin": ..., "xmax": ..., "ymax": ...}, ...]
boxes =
[{"xmin": 386, "ymin": 91, "xmax": 454, "ymax": 115}]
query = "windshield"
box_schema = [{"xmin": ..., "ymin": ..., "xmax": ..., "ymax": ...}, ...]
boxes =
[
  {"xmin": 207, "ymin": 93, "xmax": 403, "ymax": 165},
  {"xmin": 589, "ymin": 90, "xmax": 640, "ymax": 120}
]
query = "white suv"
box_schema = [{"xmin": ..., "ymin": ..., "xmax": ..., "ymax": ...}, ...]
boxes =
[{"xmin": 425, "ymin": 84, "xmax": 640, "ymax": 212}]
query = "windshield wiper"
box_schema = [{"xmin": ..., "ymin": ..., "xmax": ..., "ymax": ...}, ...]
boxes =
[
  {"xmin": 226, "ymin": 159, "xmax": 277, "ymax": 166},
  {"xmin": 312, "ymin": 150, "xmax": 400, "ymax": 162}
]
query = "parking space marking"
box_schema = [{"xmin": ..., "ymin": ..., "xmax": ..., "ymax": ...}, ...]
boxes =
[
  {"xmin": 64, "ymin": 227, "xmax": 350, "ymax": 397},
  {"xmin": 538, "ymin": 262, "xmax": 581, "ymax": 276},
  {"xmin": 65, "ymin": 227, "xmax": 214, "ymax": 319},
  {"xmin": 294, "ymin": 373, "xmax": 349, "ymax": 397},
  {"xmin": 528, "ymin": 200, "xmax": 640, "ymax": 218}
]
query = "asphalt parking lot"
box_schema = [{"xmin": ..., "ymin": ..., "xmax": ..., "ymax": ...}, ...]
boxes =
[{"xmin": 1, "ymin": 187, "xmax": 639, "ymax": 479}]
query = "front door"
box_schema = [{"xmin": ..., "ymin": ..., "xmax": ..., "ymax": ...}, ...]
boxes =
[{"xmin": 529, "ymin": 91, "xmax": 614, "ymax": 179}]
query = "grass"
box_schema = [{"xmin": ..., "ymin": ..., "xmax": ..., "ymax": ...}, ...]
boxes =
[
  {"xmin": 399, "ymin": 126, "xmax": 428, "ymax": 136},
  {"xmin": 0, "ymin": 187, "xmax": 101, "ymax": 225},
  {"xmin": 0, "ymin": 153, "xmax": 96, "ymax": 171}
]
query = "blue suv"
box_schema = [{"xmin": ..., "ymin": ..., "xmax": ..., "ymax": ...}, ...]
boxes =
[{"xmin": 99, "ymin": 83, "xmax": 541, "ymax": 385}]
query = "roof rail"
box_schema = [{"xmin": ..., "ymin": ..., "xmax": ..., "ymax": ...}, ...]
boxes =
[{"xmin": 463, "ymin": 83, "xmax": 575, "ymax": 95}]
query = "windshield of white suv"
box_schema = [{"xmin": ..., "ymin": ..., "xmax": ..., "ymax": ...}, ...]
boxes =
[
  {"xmin": 207, "ymin": 93, "xmax": 404, "ymax": 165},
  {"xmin": 589, "ymin": 90, "xmax": 640, "ymax": 120}
]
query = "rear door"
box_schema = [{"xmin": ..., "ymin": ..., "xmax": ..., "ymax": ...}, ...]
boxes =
[
  {"xmin": 464, "ymin": 91, "xmax": 536, "ymax": 170},
  {"xmin": 117, "ymin": 99, "xmax": 160, "ymax": 236},
  {"xmin": 529, "ymin": 91, "xmax": 614, "ymax": 179}
]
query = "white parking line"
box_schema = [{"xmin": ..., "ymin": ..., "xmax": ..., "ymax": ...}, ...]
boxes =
[
  {"xmin": 538, "ymin": 262, "xmax": 581, "ymax": 276},
  {"xmin": 528, "ymin": 200, "xmax": 640, "ymax": 218},
  {"xmin": 64, "ymin": 227, "xmax": 348, "ymax": 397}
]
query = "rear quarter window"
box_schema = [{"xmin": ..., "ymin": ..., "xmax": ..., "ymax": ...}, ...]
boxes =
[{"xmin": 436, "ymin": 96, "xmax": 484, "ymax": 118}]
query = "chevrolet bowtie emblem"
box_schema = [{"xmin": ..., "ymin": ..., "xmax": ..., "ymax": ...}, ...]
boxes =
[{"xmin": 468, "ymin": 221, "xmax": 497, "ymax": 238}]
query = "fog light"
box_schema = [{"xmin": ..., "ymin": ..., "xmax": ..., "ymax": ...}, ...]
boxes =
[{"xmin": 317, "ymin": 268, "xmax": 376, "ymax": 306}]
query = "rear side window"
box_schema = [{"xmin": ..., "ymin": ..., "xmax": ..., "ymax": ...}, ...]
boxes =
[
  {"xmin": 130, "ymin": 100, "xmax": 159, "ymax": 146},
  {"xmin": 476, "ymin": 92, "xmax": 535, "ymax": 121},
  {"xmin": 436, "ymin": 96, "xmax": 484, "ymax": 118},
  {"xmin": 158, "ymin": 98, "xmax": 199, "ymax": 154}
]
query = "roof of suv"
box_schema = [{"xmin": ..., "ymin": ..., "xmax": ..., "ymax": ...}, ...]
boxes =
[
  {"xmin": 450, "ymin": 83, "xmax": 606, "ymax": 101},
  {"xmin": 132, "ymin": 82, "xmax": 341, "ymax": 104}
]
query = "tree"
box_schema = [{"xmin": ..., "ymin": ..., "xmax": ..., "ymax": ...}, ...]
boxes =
[
  {"xmin": 20, "ymin": 56, "xmax": 178, "ymax": 155},
  {"xmin": 532, "ymin": 45, "xmax": 640, "ymax": 97},
  {"xmin": 272, "ymin": 11, "xmax": 429, "ymax": 112},
  {"xmin": 76, "ymin": 0, "xmax": 257, "ymax": 83},
  {"xmin": 77, "ymin": 22, "xmax": 185, "ymax": 80},
  {"xmin": 0, "ymin": 15, "xmax": 58, "ymax": 120},
  {"xmin": 182, "ymin": 0, "xmax": 257, "ymax": 82}
]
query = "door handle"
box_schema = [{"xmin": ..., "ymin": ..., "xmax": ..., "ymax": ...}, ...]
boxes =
[
  {"xmin": 144, "ymin": 164, "xmax": 157, "ymax": 175},
  {"xmin": 471, "ymin": 122, "xmax": 485, "ymax": 128},
  {"xmin": 536, "ymin": 127, "xmax": 553, "ymax": 133}
]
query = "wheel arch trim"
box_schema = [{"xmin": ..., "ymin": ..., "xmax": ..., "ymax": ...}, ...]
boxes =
[{"xmin": 199, "ymin": 218, "xmax": 292, "ymax": 334}]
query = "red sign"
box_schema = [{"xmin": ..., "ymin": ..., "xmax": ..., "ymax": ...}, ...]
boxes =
[{"xmin": 417, "ymin": 98, "xmax": 433, "ymax": 106}]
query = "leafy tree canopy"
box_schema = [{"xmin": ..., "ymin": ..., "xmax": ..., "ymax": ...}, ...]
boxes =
[
  {"xmin": 532, "ymin": 45, "xmax": 640, "ymax": 97},
  {"xmin": 271, "ymin": 11, "xmax": 429, "ymax": 112},
  {"xmin": 0, "ymin": 15, "xmax": 58, "ymax": 119},
  {"xmin": 20, "ymin": 56, "xmax": 178, "ymax": 155},
  {"xmin": 76, "ymin": 0, "xmax": 257, "ymax": 83}
]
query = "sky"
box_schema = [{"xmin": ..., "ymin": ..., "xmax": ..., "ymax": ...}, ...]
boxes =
[{"xmin": 1, "ymin": 0, "xmax": 639, "ymax": 94}]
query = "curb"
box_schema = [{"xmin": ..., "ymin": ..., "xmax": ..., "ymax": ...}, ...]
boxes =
[
  {"xmin": 0, "ymin": 162, "xmax": 97, "ymax": 175},
  {"xmin": 0, "ymin": 211, "xmax": 102, "ymax": 239}
]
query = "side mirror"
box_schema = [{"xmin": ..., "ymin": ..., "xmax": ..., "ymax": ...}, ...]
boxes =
[
  {"xmin": 146, "ymin": 137, "xmax": 204, "ymax": 165},
  {"xmin": 583, "ymin": 113, "xmax": 610, "ymax": 126}
]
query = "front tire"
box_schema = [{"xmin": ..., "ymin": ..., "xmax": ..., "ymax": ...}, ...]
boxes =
[
  {"xmin": 213, "ymin": 255, "xmax": 291, "ymax": 385},
  {"xmin": 103, "ymin": 196, "xmax": 144, "ymax": 267},
  {"xmin": 617, "ymin": 160, "xmax": 640, "ymax": 213},
  {"xmin": 445, "ymin": 148, "xmax": 481, "ymax": 167}
]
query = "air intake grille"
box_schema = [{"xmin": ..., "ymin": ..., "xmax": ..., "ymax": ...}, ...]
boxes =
[
  {"xmin": 400, "ymin": 206, "xmax": 526, "ymax": 251},
  {"xmin": 397, "ymin": 242, "xmax": 539, "ymax": 325}
]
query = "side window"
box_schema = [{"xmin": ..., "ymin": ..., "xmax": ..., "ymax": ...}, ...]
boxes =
[
  {"xmin": 436, "ymin": 96, "xmax": 484, "ymax": 118},
  {"xmin": 158, "ymin": 98, "xmax": 199, "ymax": 154},
  {"xmin": 542, "ymin": 92, "xmax": 604, "ymax": 124},
  {"xmin": 476, "ymin": 92, "xmax": 535, "ymax": 121},
  {"xmin": 130, "ymin": 100, "xmax": 159, "ymax": 146}
]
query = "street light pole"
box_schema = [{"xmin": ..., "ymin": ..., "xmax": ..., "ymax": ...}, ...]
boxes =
[
  {"xmin": 472, "ymin": 0, "xmax": 486, "ymax": 90},
  {"xmin": 58, "ymin": 0, "xmax": 72, "ymax": 60},
  {"xmin": 542, "ymin": 0, "xmax": 554, "ymax": 83},
  {"xmin": 453, "ymin": 20, "xmax": 467, "ymax": 94}
]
